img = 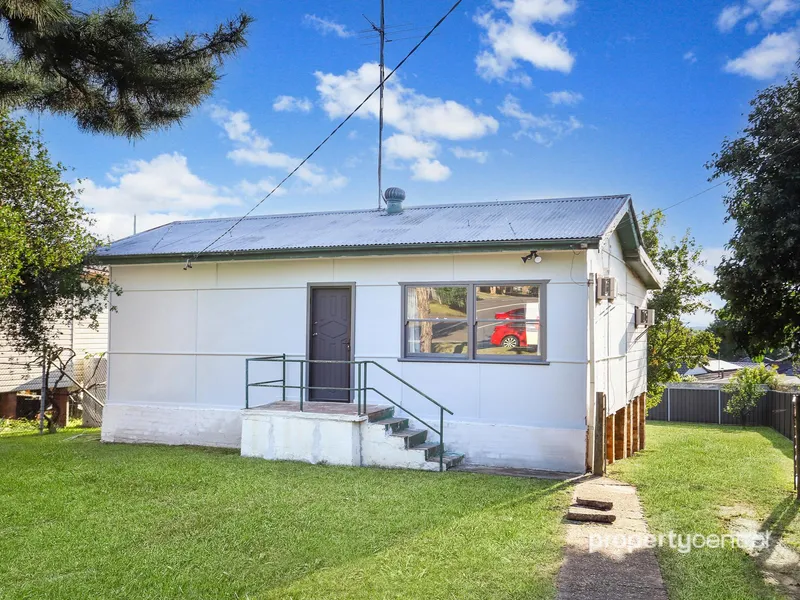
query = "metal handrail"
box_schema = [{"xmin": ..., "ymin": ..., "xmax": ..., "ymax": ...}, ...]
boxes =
[{"xmin": 244, "ymin": 354, "xmax": 452, "ymax": 471}]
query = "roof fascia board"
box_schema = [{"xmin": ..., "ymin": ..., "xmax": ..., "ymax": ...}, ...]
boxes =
[
  {"xmin": 623, "ymin": 247, "xmax": 663, "ymax": 290},
  {"xmin": 95, "ymin": 238, "xmax": 600, "ymax": 266}
]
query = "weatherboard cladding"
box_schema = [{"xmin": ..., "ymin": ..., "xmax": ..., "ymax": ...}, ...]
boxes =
[{"xmin": 98, "ymin": 195, "xmax": 630, "ymax": 258}]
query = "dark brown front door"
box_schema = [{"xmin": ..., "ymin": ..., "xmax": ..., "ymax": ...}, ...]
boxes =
[{"xmin": 309, "ymin": 287, "xmax": 352, "ymax": 401}]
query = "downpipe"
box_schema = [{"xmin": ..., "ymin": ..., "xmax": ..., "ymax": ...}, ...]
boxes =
[{"xmin": 587, "ymin": 272, "xmax": 597, "ymax": 472}]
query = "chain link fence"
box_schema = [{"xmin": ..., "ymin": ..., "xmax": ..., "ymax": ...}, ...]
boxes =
[{"xmin": 0, "ymin": 354, "xmax": 106, "ymax": 427}]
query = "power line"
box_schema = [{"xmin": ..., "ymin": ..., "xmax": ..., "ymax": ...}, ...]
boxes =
[
  {"xmin": 658, "ymin": 179, "xmax": 730, "ymax": 213},
  {"xmin": 184, "ymin": 0, "xmax": 465, "ymax": 268},
  {"xmin": 654, "ymin": 138, "xmax": 800, "ymax": 214}
]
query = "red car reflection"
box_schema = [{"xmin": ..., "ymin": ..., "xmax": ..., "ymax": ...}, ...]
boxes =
[{"xmin": 489, "ymin": 308, "xmax": 539, "ymax": 349}]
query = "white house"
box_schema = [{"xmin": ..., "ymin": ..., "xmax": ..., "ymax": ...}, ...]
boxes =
[{"xmin": 97, "ymin": 193, "xmax": 660, "ymax": 474}]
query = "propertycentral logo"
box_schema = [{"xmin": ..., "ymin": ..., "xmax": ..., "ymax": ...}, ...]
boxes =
[{"xmin": 588, "ymin": 531, "xmax": 772, "ymax": 554}]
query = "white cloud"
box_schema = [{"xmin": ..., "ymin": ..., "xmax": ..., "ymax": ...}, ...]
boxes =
[
  {"xmin": 272, "ymin": 95, "xmax": 313, "ymax": 113},
  {"xmin": 498, "ymin": 94, "xmax": 581, "ymax": 145},
  {"xmin": 384, "ymin": 134, "xmax": 451, "ymax": 182},
  {"xmin": 236, "ymin": 178, "xmax": 287, "ymax": 198},
  {"xmin": 716, "ymin": 0, "xmax": 798, "ymax": 32},
  {"xmin": 209, "ymin": 106, "xmax": 347, "ymax": 192},
  {"xmin": 79, "ymin": 153, "xmax": 241, "ymax": 241},
  {"xmin": 315, "ymin": 63, "xmax": 497, "ymax": 180},
  {"xmin": 717, "ymin": 4, "xmax": 754, "ymax": 32},
  {"xmin": 450, "ymin": 147, "xmax": 489, "ymax": 163},
  {"xmin": 475, "ymin": 0, "xmax": 577, "ymax": 83},
  {"xmin": 546, "ymin": 90, "xmax": 583, "ymax": 105},
  {"xmin": 411, "ymin": 159, "xmax": 451, "ymax": 182},
  {"xmin": 384, "ymin": 134, "xmax": 438, "ymax": 162},
  {"xmin": 303, "ymin": 14, "xmax": 353, "ymax": 38},
  {"xmin": 724, "ymin": 30, "xmax": 800, "ymax": 78},
  {"xmin": 683, "ymin": 51, "xmax": 698, "ymax": 64},
  {"xmin": 315, "ymin": 63, "xmax": 498, "ymax": 141}
]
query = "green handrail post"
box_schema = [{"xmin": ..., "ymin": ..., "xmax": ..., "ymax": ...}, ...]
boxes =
[
  {"xmin": 357, "ymin": 362, "xmax": 362, "ymax": 416},
  {"xmin": 439, "ymin": 408, "xmax": 444, "ymax": 472},
  {"xmin": 245, "ymin": 358, "xmax": 250, "ymax": 409},
  {"xmin": 364, "ymin": 362, "xmax": 368, "ymax": 412},
  {"xmin": 299, "ymin": 360, "xmax": 304, "ymax": 412},
  {"xmin": 282, "ymin": 353, "xmax": 286, "ymax": 401}
]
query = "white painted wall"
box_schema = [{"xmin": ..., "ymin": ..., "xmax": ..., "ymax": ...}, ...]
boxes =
[
  {"xmin": 588, "ymin": 231, "xmax": 649, "ymax": 415},
  {"xmin": 103, "ymin": 251, "xmax": 592, "ymax": 472}
]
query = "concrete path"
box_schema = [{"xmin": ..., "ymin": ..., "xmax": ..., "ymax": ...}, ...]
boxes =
[{"xmin": 556, "ymin": 477, "xmax": 669, "ymax": 600}]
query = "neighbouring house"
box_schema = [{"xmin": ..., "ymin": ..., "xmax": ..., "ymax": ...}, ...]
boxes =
[
  {"xmin": 683, "ymin": 359, "xmax": 743, "ymax": 382},
  {"xmin": 96, "ymin": 193, "xmax": 660, "ymax": 473},
  {"xmin": 0, "ymin": 313, "xmax": 108, "ymax": 425}
]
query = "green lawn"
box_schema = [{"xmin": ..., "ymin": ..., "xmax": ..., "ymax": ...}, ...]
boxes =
[
  {"xmin": 609, "ymin": 422, "xmax": 799, "ymax": 600},
  {"xmin": 0, "ymin": 430, "xmax": 570, "ymax": 600}
]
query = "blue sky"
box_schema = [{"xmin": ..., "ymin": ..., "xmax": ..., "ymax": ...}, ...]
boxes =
[{"xmin": 36, "ymin": 0, "xmax": 800, "ymax": 325}]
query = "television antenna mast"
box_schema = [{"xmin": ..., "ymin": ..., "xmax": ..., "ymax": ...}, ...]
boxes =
[{"xmin": 362, "ymin": 0, "xmax": 387, "ymax": 209}]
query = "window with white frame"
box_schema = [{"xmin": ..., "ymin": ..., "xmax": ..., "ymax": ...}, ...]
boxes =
[{"xmin": 402, "ymin": 282, "xmax": 546, "ymax": 362}]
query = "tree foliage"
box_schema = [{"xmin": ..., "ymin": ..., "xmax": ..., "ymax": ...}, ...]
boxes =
[
  {"xmin": 0, "ymin": 0, "xmax": 251, "ymax": 138},
  {"xmin": 723, "ymin": 364, "xmax": 778, "ymax": 425},
  {"xmin": 0, "ymin": 112, "xmax": 116, "ymax": 362},
  {"xmin": 709, "ymin": 72, "xmax": 800, "ymax": 357},
  {"xmin": 642, "ymin": 210, "xmax": 719, "ymax": 406}
]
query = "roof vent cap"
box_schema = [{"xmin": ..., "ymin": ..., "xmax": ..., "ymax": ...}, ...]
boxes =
[{"xmin": 384, "ymin": 187, "xmax": 406, "ymax": 215}]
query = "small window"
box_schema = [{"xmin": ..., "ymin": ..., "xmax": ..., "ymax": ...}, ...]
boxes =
[
  {"xmin": 405, "ymin": 286, "xmax": 468, "ymax": 357},
  {"xmin": 402, "ymin": 282, "xmax": 546, "ymax": 363}
]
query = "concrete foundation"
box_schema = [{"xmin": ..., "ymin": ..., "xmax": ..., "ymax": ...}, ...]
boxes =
[{"xmin": 101, "ymin": 403, "xmax": 242, "ymax": 448}]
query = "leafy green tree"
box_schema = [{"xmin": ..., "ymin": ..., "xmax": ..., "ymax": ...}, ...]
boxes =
[
  {"xmin": 723, "ymin": 364, "xmax": 778, "ymax": 425},
  {"xmin": 0, "ymin": 1, "xmax": 251, "ymax": 138},
  {"xmin": 0, "ymin": 112, "xmax": 117, "ymax": 370},
  {"xmin": 641, "ymin": 210, "xmax": 719, "ymax": 407},
  {"xmin": 707, "ymin": 317, "xmax": 748, "ymax": 361},
  {"xmin": 708, "ymin": 72, "xmax": 800, "ymax": 358}
]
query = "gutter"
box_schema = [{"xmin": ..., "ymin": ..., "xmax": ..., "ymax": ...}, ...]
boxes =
[
  {"xmin": 93, "ymin": 238, "xmax": 602, "ymax": 266},
  {"xmin": 623, "ymin": 247, "xmax": 662, "ymax": 290},
  {"xmin": 587, "ymin": 272, "xmax": 597, "ymax": 473}
]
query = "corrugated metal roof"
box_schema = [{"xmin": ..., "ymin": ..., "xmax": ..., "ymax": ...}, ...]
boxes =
[{"xmin": 98, "ymin": 195, "xmax": 631, "ymax": 259}]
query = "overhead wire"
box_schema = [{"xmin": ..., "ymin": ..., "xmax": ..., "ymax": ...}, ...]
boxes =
[
  {"xmin": 652, "ymin": 138, "xmax": 800, "ymax": 215},
  {"xmin": 183, "ymin": 0, "xmax": 465, "ymax": 268}
]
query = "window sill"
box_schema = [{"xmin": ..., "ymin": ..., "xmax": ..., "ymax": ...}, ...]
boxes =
[{"xmin": 397, "ymin": 358, "xmax": 550, "ymax": 366}]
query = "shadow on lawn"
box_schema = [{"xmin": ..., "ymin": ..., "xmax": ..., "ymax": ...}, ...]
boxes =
[{"xmin": 761, "ymin": 495, "xmax": 799, "ymax": 537}]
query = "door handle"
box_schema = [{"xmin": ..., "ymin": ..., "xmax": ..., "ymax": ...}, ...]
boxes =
[{"xmin": 312, "ymin": 332, "xmax": 318, "ymax": 337}]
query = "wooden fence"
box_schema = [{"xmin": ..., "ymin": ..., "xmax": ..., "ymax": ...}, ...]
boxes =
[{"xmin": 648, "ymin": 386, "xmax": 795, "ymax": 440}]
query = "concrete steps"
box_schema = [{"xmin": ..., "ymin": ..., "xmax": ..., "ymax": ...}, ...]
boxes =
[
  {"xmin": 566, "ymin": 496, "xmax": 617, "ymax": 524},
  {"xmin": 367, "ymin": 409, "xmax": 464, "ymax": 471}
]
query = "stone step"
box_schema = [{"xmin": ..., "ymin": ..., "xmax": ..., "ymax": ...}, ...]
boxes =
[
  {"xmin": 371, "ymin": 417, "xmax": 409, "ymax": 433},
  {"xmin": 566, "ymin": 506, "xmax": 616, "ymax": 524},
  {"xmin": 412, "ymin": 441, "xmax": 442, "ymax": 460},
  {"xmin": 575, "ymin": 497, "xmax": 613, "ymax": 511},
  {"xmin": 390, "ymin": 428, "xmax": 427, "ymax": 448},
  {"xmin": 367, "ymin": 407, "xmax": 395, "ymax": 422},
  {"xmin": 426, "ymin": 452, "xmax": 465, "ymax": 469}
]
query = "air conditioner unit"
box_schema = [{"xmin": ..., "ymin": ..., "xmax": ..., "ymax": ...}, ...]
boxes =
[
  {"xmin": 635, "ymin": 307, "xmax": 656, "ymax": 327},
  {"xmin": 596, "ymin": 276, "xmax": 617, "ymax": 301}
]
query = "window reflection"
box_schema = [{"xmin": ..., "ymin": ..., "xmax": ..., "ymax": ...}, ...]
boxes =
[
  {"xmin": 406, "ymin": 286, "xmax": 467, "ymax": 319},
  {"xmin": 406, "ymin": 322, "xmax": 468, "ymax": 356},
  {"xmin": 475, "ymin": 285, "xmax": 541, "ymax": 357}
]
